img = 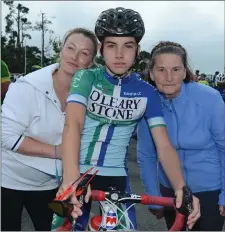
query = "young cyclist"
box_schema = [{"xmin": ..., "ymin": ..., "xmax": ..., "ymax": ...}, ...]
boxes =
[{"xmin": 58, "ymin": 7, "xmax": 200, "ymax": 230}]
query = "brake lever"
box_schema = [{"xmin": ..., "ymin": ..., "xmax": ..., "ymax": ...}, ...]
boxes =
[
  {"xmin": 55, "ymin": 167, "xmax": 98, "ymax": 201},
  {"xmin": 76, "ymin": 170, "xmax": 98, "ymax": 197}
]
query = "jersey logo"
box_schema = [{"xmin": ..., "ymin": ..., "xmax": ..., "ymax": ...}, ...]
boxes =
[
  {"xmin": 87, "ymin": 87, "xmax": 147, "ymax": 124},
  {"xmin": 123, "ymin": 92, "xmax": 141, "ymax": 96},
  {"xmin": 72, "ymin": 70, "xmax": 86, "ymax": 88}
]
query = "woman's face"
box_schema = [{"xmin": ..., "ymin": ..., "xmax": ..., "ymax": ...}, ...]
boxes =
[
  {"xmin": 150, "ymin": 53, "xmax": 186, "ymax": 98},
  {"xmin": 60, "ymin": 33, "xmax": 95, "ymax": 75}
]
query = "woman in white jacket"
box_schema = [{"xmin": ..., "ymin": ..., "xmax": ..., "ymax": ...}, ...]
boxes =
[{"xmin": 1, "ymin": 28, "xmax": 98, "ymax": 231}]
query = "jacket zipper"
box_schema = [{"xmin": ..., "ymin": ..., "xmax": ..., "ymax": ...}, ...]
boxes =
[{"xmin": 170, "ymin": 99, "xmax": 188, "ymax": 185}]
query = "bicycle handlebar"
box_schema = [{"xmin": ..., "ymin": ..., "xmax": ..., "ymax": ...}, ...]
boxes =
[{"xmin": 91, "ymin": 190, "xmax": 186, "ymax": 231}]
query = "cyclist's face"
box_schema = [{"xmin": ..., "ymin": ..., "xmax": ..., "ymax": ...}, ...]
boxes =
[
  {"xmin": 102, "ymin": 37, "xmax": 138, "ymax": 75},
  {"xmin": 150, "ymin": 53, "xmax": 186, "ymax": 98},
  {"xmin": 60, "ymin": 33, "xmax": 95, "ymax": 75}
]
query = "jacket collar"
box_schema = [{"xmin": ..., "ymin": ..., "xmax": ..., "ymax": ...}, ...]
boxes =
[
  {"xmin": 161, "ymin": 82, "xmax": 187, "ymax": 107},
  {"xmin": 18, "ymin": 63, "xmax": 59, "ymax": 100}
]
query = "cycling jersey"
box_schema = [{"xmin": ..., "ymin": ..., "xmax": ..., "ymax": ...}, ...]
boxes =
[{"xmin": 67, "ymin": 67, "xmax": 166, "ymax": 176}]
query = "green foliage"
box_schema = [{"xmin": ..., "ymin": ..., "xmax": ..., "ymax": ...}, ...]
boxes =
[
  {"xmin": 50, "ymin": 36, "xmax": 62, "ymax": 63},
  {"xmin": 95, "ymin": 56, "xmax": 105, "ymax": 66}
]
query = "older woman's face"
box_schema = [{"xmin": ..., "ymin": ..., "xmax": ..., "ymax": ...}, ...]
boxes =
[
  {"xmin": 150, "ymin": 53, "xmax": 186, "ymax": 98},
  {"xmin": 60, "ymin": 33, "xmax": 95, "ymax": 75}
]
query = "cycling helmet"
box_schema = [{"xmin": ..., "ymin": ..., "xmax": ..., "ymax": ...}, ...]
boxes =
[
  {"xmin": 95, "ymin": 7, "xmax": 145, "ymax": 43},
  {"xmin": 216, "ymin": 72, "xmax": 225, "ymax": 84}
]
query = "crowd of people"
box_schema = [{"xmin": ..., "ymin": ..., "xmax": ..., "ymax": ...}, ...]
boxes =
[{"xmin": 1, "ymin": 6, "xmax": 224, "ymax": 232}]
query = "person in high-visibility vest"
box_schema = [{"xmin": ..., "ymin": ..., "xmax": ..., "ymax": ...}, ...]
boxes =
[
  {"xmin": 1, "ymin": 60, "xmax": 11, "ymax": 104},
  {"xmin": 199, "ymin": 73, "xmax": 209, "ymax": 86}
]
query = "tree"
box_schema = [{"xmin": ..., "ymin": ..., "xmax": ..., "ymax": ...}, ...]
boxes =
[
  {"xmin": 25, "ymin": 46, "xmax": 41, "ymax": 73},
  {"xmin": 3, "ymin": 1, "xmax": 33, "ymax": 73},
  {"xmin": 33, "ymin": 12, "xmax": 55, "ymax": 66},
  {"xmin": 133, "ymin": 50, "xmax": 151, "ymax": 72},
  {"xmin": 21, "ymin": 17, "xmax": 32, "ymax": 47},
  {"xmin": 95, "ymin": 56, "xmax": 105, "ymax": 66},
  {"xmin": 138, "ymin": 51, "xmax": 151, "ymax": 60},
  {"xmin": 1, "ymin": 33, "xmax": 7, "ymax": 48},
  {"xmin": 4, "ymin": 1, "xmax": 32, "ymax": 47},
  {"xmin": 51, "ymin": 36, "xmax": 62, "ymax": 63}
]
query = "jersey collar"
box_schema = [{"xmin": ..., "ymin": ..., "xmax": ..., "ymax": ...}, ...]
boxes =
[{"xmin": 104, "ymin": 68, "xmax": 134, "ymax": 85}]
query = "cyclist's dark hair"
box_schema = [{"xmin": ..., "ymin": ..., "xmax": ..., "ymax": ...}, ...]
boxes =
[
  {"xmin": 148, "ymin": 41, "xmax": 195, "ymax": 83},
  {"xmin": 62, "ymin": 28, "xmax": 98, "ymax": 59}
]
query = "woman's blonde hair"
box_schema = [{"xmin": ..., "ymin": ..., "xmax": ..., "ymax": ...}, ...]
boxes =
[{"xmin": 57, "ymin": 28, "xmax": 98, "ymax": 63}]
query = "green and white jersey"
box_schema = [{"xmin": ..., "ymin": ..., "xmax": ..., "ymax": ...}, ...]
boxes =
[{"xmin": 67, "ymin": 67, "xmax": 165, "ymax": 176}]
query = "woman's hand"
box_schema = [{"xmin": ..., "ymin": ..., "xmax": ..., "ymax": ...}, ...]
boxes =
[{"xmin": 219, "ymin": 205, "xmax": 225, "ymax": 217}]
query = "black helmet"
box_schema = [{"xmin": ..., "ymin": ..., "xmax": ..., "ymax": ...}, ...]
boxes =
[{"xmin": 95, "ymin": 7, "xmax": 145, "ymax": 43}]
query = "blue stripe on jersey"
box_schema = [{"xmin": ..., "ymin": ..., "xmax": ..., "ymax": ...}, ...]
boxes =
[
  {"xmin": 67, "ymin": 93, "xmax": 87, "ymax": 107},
  {"xmin": 97, "ymin": 125, "xmax": 115, "ymax": 166},
  {"xmin": 67, "ymin": 100, "xmax": 86, "ymax": 108}
]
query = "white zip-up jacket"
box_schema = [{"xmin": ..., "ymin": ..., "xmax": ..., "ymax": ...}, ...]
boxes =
[{"xmin": 1, "ymin": 64, "xmax": 64, "ymax": 190}]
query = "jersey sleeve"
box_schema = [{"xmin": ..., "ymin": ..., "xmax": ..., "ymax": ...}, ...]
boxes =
[
  {"xmin": 144, "ymin": 85, "xmax": 166, "ymax": 129},
  {"xmin": 66, "ymin": 69, "xmax": 94, "ymax": 108}
]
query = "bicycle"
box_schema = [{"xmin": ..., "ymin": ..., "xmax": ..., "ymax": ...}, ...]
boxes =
[
  {"xmin": 49, "ymin": 168, "xmax": 192, "ymax": 231},
  {"xmin": 88, "ymin": 187, "xmax": 190, "ymax": 231}
]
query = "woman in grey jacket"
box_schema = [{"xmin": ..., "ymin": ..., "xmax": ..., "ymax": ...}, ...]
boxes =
[{"xmin": 1, "ymin": 28, "xmax": 98, "ymax": 231}]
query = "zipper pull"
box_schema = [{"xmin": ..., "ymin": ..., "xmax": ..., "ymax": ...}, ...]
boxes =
[
  {"xmin": 118, "ymin": 79, "xmax": 122, "ymax": 86},
  {"xmin": 169, "ymin": 99, "xmax": 173, "ymax": 112}
]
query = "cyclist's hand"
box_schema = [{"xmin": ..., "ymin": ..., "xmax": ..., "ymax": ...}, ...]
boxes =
[
  {"xmin": 187, "ymin": 195, "xmax": 200, "ymax": 229},
  {"xmin": 175, "ymin": 189, "xmax": 183, "ymax": 208},
  {"xmin": 84, "ymin": 184, "xmax": 92, "ymax": 203},
  {"xmin": 219, "ymin": 205, "xmax": 225, "ymax": 216},
  {"xmin": 175, "ymin": 188, "xmax": 200, "ymax": 230},
  {"xmin": 70, "ymin": 184, "xmax": 92, "ymax": 218},
  {"xmin": 149, "ymin": 208, "xmax": 164, "ymax": 220},
  {"xmin": 56, "ymin": 180, "xmax": 83, "ymax": 219}
]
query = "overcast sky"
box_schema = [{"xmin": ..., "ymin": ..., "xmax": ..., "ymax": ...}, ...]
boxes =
[{"xmin": 2, "ymin": 1, "xmax": 224, "ymax": 74}]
